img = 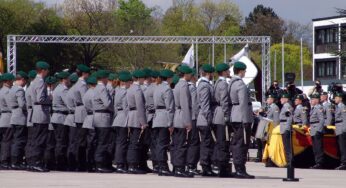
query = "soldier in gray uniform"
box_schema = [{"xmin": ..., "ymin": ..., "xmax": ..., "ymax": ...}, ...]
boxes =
[
  {"xmin": 279, "ymin": 93, "xmax": 294, "ymax": 167},
  {"xmin": 293, "ymin": 94, "xmax": 308, "ymax": 126},
  {"xmin": 112, "ymin": 72, "xmax": 132, "ymax": 173},
  {"xmin": 7, "ymin": 71, "xmax": 28, "ymax": 170},
  {"xmin": 106, "ymin": 73, "xmax": 117, "ymax": 98},
  {"xmin": 0, "ymin": 73, "xmax": 15, "ymax": 169},
  {"xmin": 50, "ymin": 71, "xmax": 70, "ymax": 170},
  {"xmin": 126, "ymin": 70, "xmax": 148, "ymax": 174},
  {"xmin": 81, "ymin": 76, "xmax": 97, "ymax": 172},
  {"xmin": 334, "ymin": 93, "xmax": 346, "ymax": 170},
  {"xmin": 92, "ymin": 70, "xmax": 113, "ymax": 173},
  {"xmin": 309, "ymin": 94, "xmax": 326, "ymax": 169},
  {"xmin": 186, "ymin": 68, "xmax": 200, "ymax": 175},
  {"xmin": 196, "ymin": 64, "xmax": 216, "ymax": 176},
  {"xmin": 171, "ymin": 65, "xmax": 194, "ymax": 178},
  {"xmin": 321, "ymin": 92, "xmax": 334, "ymax": 126},
  {"xmin": 30, "ymin": 61, "xmax": 51, "ymax": 172},
  {"xmin": 213, "ymin": 63, "xmax": 231, "ymax": 177},
  {"xmin": 24, "ymin": 70, "xmax": 37, "ymax": 170},
  {"xmin": 229, "ymin": 61, "xmax": 254, "ymax": 179},
  {"xmin": 152, "ymin": 69, "xmax": 174, "ymax": 176}
]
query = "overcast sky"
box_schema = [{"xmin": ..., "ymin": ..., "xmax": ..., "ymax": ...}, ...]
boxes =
[{"xmin": 42, "ymin": 0, "xmax": 345, "ymax": 24}]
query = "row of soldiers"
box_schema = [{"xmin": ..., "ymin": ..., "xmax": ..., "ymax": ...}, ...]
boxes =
[
  {"xmin": 0, "ymin": 61, "xmax": 256, "ymax": 178},
  {"xmin": 258, "ymin": 91, "xmax": 346, "ymax": 170}
]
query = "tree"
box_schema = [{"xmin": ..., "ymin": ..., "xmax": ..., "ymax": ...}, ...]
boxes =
[{"xmin": 284, "ymin": 21, "xmax": 312, "ymax": 47}]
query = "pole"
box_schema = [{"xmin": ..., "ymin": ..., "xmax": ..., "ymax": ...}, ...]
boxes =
[
  {"xmin": 212, "ymin": 36, "xmax": 215, "ymax": 67},
  {"xmin": 300, "ymin": 38, "xmax": 304, "ymax": 90},
  {"xmin": 274, "ymin": 50, "xmax": 277, "ymax": 80},
  {"xmin": 224, "ymin": 43, "xmax": 227, "ymax": 63},
  {"xmin": 196, "ymin": 42, "xmax": 199, "ymax": 76},
  {"xmin": 282, "ymin": 37, "xmax": 285, "ymax": 87},
  {"xmin": 282, "ymin": 125, "xmax": 299, "ymax": 182}
]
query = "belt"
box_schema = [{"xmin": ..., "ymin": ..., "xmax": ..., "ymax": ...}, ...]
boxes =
[
  {"xmin": 148, "ymin": 109, "xmax": 155, "ymax": 114},
  {"xmin": 294, "ymin": 122, "xmax": 302, "ymax": 124},
  {"xmin": 335, "ymin": 120, "xmax": 343, "ymax": 124},
  {"xmin": 232, "ymin": 102, "xmax": 252, "ymax": 106},
  {"xmin": 117, "ymin": 108, "xmax": 123, "ymax": 111},
  {"xmin": 129, "ymin": 107, "xmax": 136, "ymax": 111},
  {"xmin": 211, "ymin": 102, "xmax": 220, "ymax": 106},
  {"xmin": 1, "ymin": 111, "xmax": 11, "ymax": 113},
  {"xmin": 95, "ymin": 110, "xmax": 112, "ymax": 113},
  {"xmin": 280, "ymin": 120, "xmax": 287, "ymax": 122},
  {"xmin": 176, "ymin": 106, "xmax": 181, "ymax": 110},
  {"xmin": 310, "ymin": 121, "xmax": 319, "ymax": 124},
  {"xmin": 12, "ymin": 105, "xmax": 19, "ymax": 109},
  {"xmin": 69, "ymin": 111, "xmax": 75, "ymax": 114},
  {"xmin": 53, "ymin": 110, "xmax": 69, "ymax": 115},
  {"xmin": 87, "ymin": 111, "xmax": 93, "ymax": 115},
  {"xmin": 28, "ymin": 106, "xmax": 32, "ymax": 109},
  {"xmin": 156, "ymin": 106, "xmax": 166, "ymax": 110},
  {"xmin": 34, "ymin": 102, "xmax": 50, "ymax": 106},
  {"xmin": 76, "ymin": 103, "xmax": 83, "ymax": 107}
]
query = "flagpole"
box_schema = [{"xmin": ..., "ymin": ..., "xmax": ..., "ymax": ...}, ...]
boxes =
[
  {"xmin": 300, "ymin": 38, "xmax": 304, "ymax": 90},
  {"xmin": 224, "ymin": 44, "xmax": 227, "ymax": 63},
  {"xmin": 282, "ymin": 37, "xmax": 285, "ymax": 87},
  {"xmin": 212, "ymin": 36, "xmax": 215, "ymax": 67},
  {"xmin": 196, "ymin": 42, "xmax": 199, "ymax": 75},
  {"xmin": 274, "ymin": 50, "xmax": 277, "ymax": 80}
]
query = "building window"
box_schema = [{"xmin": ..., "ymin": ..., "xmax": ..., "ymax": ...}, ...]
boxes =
[{"xmin": 315, "ymin": 59, "xmax": 337, "ymax": 78}]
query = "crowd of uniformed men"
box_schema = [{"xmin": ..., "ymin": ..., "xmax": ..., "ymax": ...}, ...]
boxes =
[{"xmin": 0, "ymin": 60, "xmax": 345, "ymax": 180}]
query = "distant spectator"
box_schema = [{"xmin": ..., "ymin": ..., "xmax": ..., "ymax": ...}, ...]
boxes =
[
  {"xmin": 308, "ymin": 80, "xmax": 324, "ymax": 97},
  {"xmin": 265, "ymin": 80, "xmax": 283, "ymax": 98}
]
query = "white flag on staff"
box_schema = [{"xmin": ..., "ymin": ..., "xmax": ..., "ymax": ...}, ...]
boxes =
[
  {"xmin": 230, "ymin": 44, "xmax": 249, "ymax": 64},
  {"xmin": 182, "ymin": 44, "xmax": 194, "ymax": 68}
]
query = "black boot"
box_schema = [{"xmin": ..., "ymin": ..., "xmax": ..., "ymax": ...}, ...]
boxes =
[
  {"xmin": 128, "ymin": 164, "xmax": 147, "ymax": 174},
  {"xmin": 32, "ymin": 162, "xmax": 49, "ymax": 172},
  {"xmin": 0, "ymin": 162, "xmax": 11, "ymax": 170},
  {"xmin": 335, "ymin": 164, "xmax": 346, "ymax": 170},
  {"xmin": 95, "ymin": 164, "xmax": 113, "ymax": 173},
  {"xmin": 152, "ymin": 161, "xmax": 160, "ymax": 174},
  {"xmin": 174, "ymin": 167, "xmax": 194, "ymax": 178},
  {"xmin": 201, "ymin": 165, "xmax": 217, "ymax": 177},
  {"xmin": 218, "ymin": 162, "xmax": 232, "ymax": 178},
  {"xmin": 187, "ymin": 164, "xmax": 201, "ymax": 176},
  {"xmin": 158, "ymin": 163, "xmax": 173, "ymax": 176},
  {"xmin": 115, "ymin": 164, "xmax": 128, "ymax": 173},
  {"xmin": 233, "ymin": 165, "xmax": 255, "ymax": 179},
  {"xmin": 310, "ymin": 163, "xmax": 325, "ymax": 169},
  {"xmin": 139, "ymin": 162, "xmax": 153, "ymax": 173}
]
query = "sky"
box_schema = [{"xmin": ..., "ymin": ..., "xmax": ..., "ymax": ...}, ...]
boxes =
[{"xmin": 42, "ymin": 0, "xmax": 346, "ymax": 24}]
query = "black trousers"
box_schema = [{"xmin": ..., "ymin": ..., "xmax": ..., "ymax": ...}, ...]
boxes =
[
  {"xmin": 256, "ymin": 138, "xmax": 264, "ymax": 160},
  {"xmin": 127, "ymin": 127, "xmax": 144, "ymax": 165},
  {"xmin": 150, "ymin": 128, "xmax": 159, "ymax": 163},
  {"xmin": 44, "ymin": 130, "xmax": 56, "ymax": 168},
  {"xmin": 25, "ymin": 126, "xmax": 34, "ymax": 166},
  {"xmin": 186, "ymin": 120, "xmax": 200, "ymax": 167},
  {"xmin": 198, "ymin": 126, "xmax": 214, "ymax": 166},
  {"xmin": 338, "ymin": 132, "xmax": 346, "ymax": 164},
  {"xmin": 11, "ymin": 125, "xmax": 27, "ymax": 164},
  {"xmin": 94, "ymin": 127, "xmax": 112, "ymax": 168},
  {"xmin": 140, "ymin": 120, "xmax": 152, "ymax": 165},
  {"xmin": 230, "ymin": 123, "xmax": 251, "ymax": 168},
  {"xmin": 282, "ymin": 130, "xmax": 292, "ymax": 165},
  {"xmin": 32, "ymin": 124, "xmax": 48, "ymax": 165},
  {"xmin": 0, "ymin": 127, "xmax": 14, "ymax": 164},
  {"xmin": 114, "ymin": 127, "xmax": 128, "ymax": 165},
  {"xmin": 68, "ymin": 124, "xmax": 86, "ymax": 170},
  {"xmin": 53, "ymin": 124, "xmax": 69, "ymax": 168},
  {"xmin": 83, "ymin": 128, "xmax": 96, "ymax": 169},
  {"xmin": 154, "ymin": 127, "xmax": 170, "ymax": 164},
  {"xmin": 214, "ymin": 124, "xmax": 230, "ymax": 163},
  {"xmin": 170, "ymin": 128, "xmax": 187, "ymax": 167},
  {"xmin": 312, "ymin": 132, "xmax": 324, "ymax": 165}
]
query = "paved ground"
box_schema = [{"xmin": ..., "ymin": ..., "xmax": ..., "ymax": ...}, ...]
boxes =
[{"xmin": 0, "ymin": 149, "xmax": 345, "ymax": 188}]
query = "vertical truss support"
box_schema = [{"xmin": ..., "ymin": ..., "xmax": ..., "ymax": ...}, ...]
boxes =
[
  {"xmin": 7, "ymin": 35, "xmax": 17, "ymax": 74},
  {"xmin": 261, "ymin": 39, "xmax": 271, "ymax": 103}
]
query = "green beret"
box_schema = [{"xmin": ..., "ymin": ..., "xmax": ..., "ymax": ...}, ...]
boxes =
[
  {"xmin": 36, "ymin": 61, "xmax": 50, "ymax": 69},
  {"xmin": 335, "ymin": 93, "xmax": 344, "ymax": 98},
  {"xmin": 28, "ymin": 70, "xmax": 37, "ymax": 79},
  {"xmin": 178, "ymin": 65, "xmax": 192, "ymax": 74},
  {"xmin": 321, "ymin": 92, "xmax": 328, "ymax": 96},
  {"xmin": 172, "ymin": 74, "xmax": 180, "ymax": 85},
  {"xmin": 69, "ymin": 73, "xmax": 79, "ymax": 83},
  {"xmin": 281, "ymin": 93, "xmax": 290, "ymax": 99},
  {"xmin": 119, "ymin": 73, "xmax": 132, "ymax": 82},
  {"xmin": 77, "ymin": 64, "xmax": 91, "ymax": 73},
  {"xmin": 233, "ymin": 61, "xmax": 247, "ymax": 70},
  {"xmin": 0, "ymin": 75, "xmax": 2, "ymax": 81},
  {"xmin": 45, "ymin": 76, "xmax": 57, "ymax": 85},
  {"xmin": 295, "ymin": 94, "xmax": 304, "ymax": 100},
  {"xmin": 86, "ymin": 76, "xmax": 97, "ymax": 85},
  {"xmin": 108, "ymin": 73, "xmax": 117, "ymax": 81},
  {"xmin": 267, "ymin": 94, "xmax": 277, "ymax": 99},
  {"xmin": 311, "ymin": 94, "xmax": 320, "ymax": 99},
  {"xmin": 132, "ymin": 70, "xmax": 146, "ymax": 78},
  {"xmin": 160, "ymin": 69, "xmax": 174, "ymax": 78},
  {"xmin": 151, "ymin": 70, "xmax": 160, "ymax": 78},
  {"xmin": 201, "ymin": 64, "xmax": 215, "ymax": 73},
  {"xmin": 142, "ymin": 68, "xmax": 152, "ymax": 78},
  {"xmin": 215, "ymin": 63, "xmax": 230, "ymax": 72},
  {"xmin": 16, "ymin": 71, "xmax": 28, "ymax": 79},
  {"xmin": 56, "ymin": 71, "xmax": 71, "ymax": 79},
  {"xmin": 96, "ymin": 70, "xmax": 109, "ymax": 79},
  {"xmin": 90, "ymin": 72, "xmax": 98, "ymax": 78},
  {"xmin": 2, "ymin": 73, "xmax": 15, "ymax": 81},
  {"xmin": 119, "ymin": 70, "xmax": 131, "ymax": 75}
]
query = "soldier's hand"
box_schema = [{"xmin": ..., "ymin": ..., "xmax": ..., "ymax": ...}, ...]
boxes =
[
  {"xmin": 141, "ymin": 124, "xmax": 148, "ymax": 130},
  {"xmin": 169, "ymin": 127, "xmax": 174, "ymax": 135},
  {"xmin": 186, "ymin": 124, "xmax": 192, "ymax": 132}
]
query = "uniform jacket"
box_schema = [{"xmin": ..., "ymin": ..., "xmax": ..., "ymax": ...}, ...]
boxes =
[
  {"xmin": 309, "ymin": 104, "xmax": 325, "ymax": 136},
  {"xmin": 73, "ymin": 78, "xmax": 88, "ymax": 124},
  {"xmin": 126, "ymin": 82, "xmax": 147, "ymax": 128},
  {"xmin": 0, "ymin": 86, "xmax": 12, "ymax": 127},
  {"xmin": 196, "ymin": 77, "xmax": 214, "ymax": 126},
  {"xmin": 143, "ymin": 83, "xmax": 156, "ymax": 123},
  {"xmin": 280, "ymin": 102, "xmax": 293, "ymax": 134},
  {"xmin": 92, "ymin": 82, "xmax": 113, "ymax": 128},
  {"xmin": 335, "ymin": 103, "xmax": 346, "ymax": 136},
  {"xmin": 173, "ymin": 79, "xmax": 192, "ymax": 128},
  {"xmin": 188, "ymin": 82, "xmax": 198, "ymax": 121},
  {"xmin": 293, "ymin": 104, "xmax": 308, "ymax": 125},
  {"xmin": 31, "ymin": 75, "xmax": 51, "ymax": 124},
  {"xmin": 51, "ymin": 83, "xmax": 69, "ymax": 125},
  {"xmin": 7, "ymin": 85, "xmax": 27, "ymax": 125},
  {"xmin": 82, "ymin": 87, "xmax": 95, "ymax": 129},
  {"xmin": 112, "ymin": 86, "xmax": 129, "ymax": 128},
  {"xmin": 152, "ymin": 81, "xmax": 174, "ymax": 128},
  {"xmin": 212, "ymin": 77, "xmax": 230, "ymax": 125}
]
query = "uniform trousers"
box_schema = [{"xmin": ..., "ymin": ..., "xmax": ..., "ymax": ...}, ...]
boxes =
[
  {"xmin": 31, "ymin": 123, "xmax": 48, "ymax": 166},
  {"xmin": 53, "ymin": 124, "xmax": 69, "ymax": 169},
  {"xmin": 282, "ymin": 130, "xmax": 292, "ymax": 165},
  {"xmin": 198, "ymin": 126, "xmax": 214, "ymax": 166},
  {"xmin": 214, "ymin": 124, "xmax": 231, "ymax": 164},
  {"xmin": 230, "ymin": 123, "xmax": 251, "ymax": 169},
  {"xmin": 170, "ymin": 128, "xmax": 188, "ymax": 168},
  {"xmin": 140, "ymin": 120, "xmax": 152, "ymax": 166},
  {"xmin": 337, "ymin": 132, "xmax": 346, "ymax": 165},
  {"xmin": 114, "ymin": 127, "xmax": 128, "ymax": 165},
  {"xmin": 94, "ymin": 127, "xmax": 112, "ymax": 168},
  {"xmin": 81, "ymin": 128, "xmax": 96, "ymax": 169},
  {"xmin": 0, "ymin": 127, "xmax": 13, "ymax": 165},
  {"xmin": 25, "ymin": 126, "xmax": 34, "ymax": 166},
  {"xmin": 311, "ymin": 131, "xmax": 324, "ymax": 165},
  {"xmin": 127, "ymin": 127, "xmax": 144, "ymax": 166},
  {"xmin": 11, "ymin": 125, "xmax": 27, "ymax": 164},
  {"xmin": 44, "ymin": 129, "xmax": 56, "ymax": 169},
  {"xmin": 154, "ymin": 127, "xmax": 170, "ymax": 165},
  {"xmin": 186, "ymin": 120, "xmax": 200, "ymax": 167},
  {"xmin": 68, "ymin": 123, "xmax": 86, "ymax": 170}
]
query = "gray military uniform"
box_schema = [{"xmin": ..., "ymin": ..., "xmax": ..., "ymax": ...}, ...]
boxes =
[
  {"xmin": 212, "ymin": 77, "xmax": 229, "ymax": 125},
  {"xmin": 293, "ymin": 104, "xmax": 308, "ymax": 125},
  {"xmin": 173, "ymin": 79, "xmax": 192, "ymax": 128},
  {"xmin": 152, "ymin": 81, "xmax": 174, "ymax": 128},
  {"xmin": 7, "ymin": 85, "xmax": 27, "ymax": 126},
  {"xmin": 73, "ymin": 78, "xmax": 88, "ymax": 124},
  {"xmin": 0, "ymin": 86, "xmax": 12, "ymax": 128},
  {"xmin": 143, "ymin": 83, "xmax": 156, "ymax": 123},
  {"xmin": 25, "ymin": 84, "xmax": 34, "ymax": 127},
  {"xmin": 82, "ymin": 87, "xmax": 94, "ymax": 129},
  {"xmin": 309, "ymin": 104, "xmax": 325, "ymax": 136},
  {"xmin": 279, "ymin": 103, "xmax": 293, "ymax": 134},
  {"xmin": 266, "ymin": 103, "xmax": 280, "ymax": 126},
  {"xmin": 92, "ymin": 83, "xmax": 113, "ymax": 128},
  {"xmin": 196, "ymin": 78, "xmax": 214, "ymax": 126},
  {"xmin": 335, "ymin": 103, "xmax": 346, "ymax": 136},
  {"xmin": 188, "ymin": 82, "xmax": 198, "ymax": 122},
  {"xmin": 112, "ymin": 87, "xmax": 129, "ymax": 128},
  {"xmin": 126, "ymin": 82, "xmax": 147, "ymax": 128},
  {"xmin": 322, "ymin": 101, "xmax": 334, "ymax": 126},
  {"xmin": 31, "ymin": 75, "xmax": 51, "ymax": 124},
  {"xmin": 51, "ymin": 83, "xmax": 69, "ymax": 125},
  {"xmin": 63, "ymin": 87, "xmax": 76, "ymax": 127}
]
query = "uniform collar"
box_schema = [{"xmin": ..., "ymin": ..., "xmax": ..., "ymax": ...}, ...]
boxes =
[
  {"xmin": 162, "ymin": 81, "xmax": 168, "ymax": 85},
  {"xmin": 201, "ymin": 77, "xmax": 210, "ymax": 82},
  {"xmin": 218, "ymin": 76, "xmax": 226, "ymax": 80},
  {"xmin": 133, "ymin": 81, "xmax": 140, "ymax": 85},
  {"xmin": 97, "ymin": 81, "xmax": 105, "ymax": 86}
]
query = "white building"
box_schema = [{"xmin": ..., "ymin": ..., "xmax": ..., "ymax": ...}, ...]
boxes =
[{"xmin": 312, "ymin": 16, "xmax": 346, "ymax": 81}]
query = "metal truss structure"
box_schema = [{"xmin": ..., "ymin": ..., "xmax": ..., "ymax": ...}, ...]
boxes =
[{"xmin": 7, "ymin": 35, "xmax": 271, "ymax": 102}]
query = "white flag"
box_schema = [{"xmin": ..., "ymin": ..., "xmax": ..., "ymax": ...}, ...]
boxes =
[
  {"xmin": 182, "ymin": 45, "xmax": 194, "ymax": 68},
  {"xmin": 230, "ymin": 44, "xmax": 249, "ymax": 65}
]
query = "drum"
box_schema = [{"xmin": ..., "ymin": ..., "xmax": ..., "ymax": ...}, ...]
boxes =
[{"xmin": 255, "ymin": 118, "xmax": 271, "ymax": 141}]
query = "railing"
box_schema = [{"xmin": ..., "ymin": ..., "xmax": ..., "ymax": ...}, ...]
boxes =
[{"xmin": 315, "ymin": 43, "xmax": 338, "ymax": 54}]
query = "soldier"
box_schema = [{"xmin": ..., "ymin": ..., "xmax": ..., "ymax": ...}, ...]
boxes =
[
  {"xmin": 334, "ymin": 93, "xmax": 346, "ymax": 170},
  {"xmin": 126, "ymin": 70, "xmax": 148, "ymax": 174},
  {"xmin": 309, "ymin": 94, "xmax": 325, "ymax": 169},
  {"xmin": 31, "ymin": 61, "xmax": 51, "ymax": 172},
  {"xmin": 93, "ymin": 70, "xmax": 113, "ymax": 173},
  {"xmin": 229, "ymin": 61, "xmax": 254, "ymax": 179},
  {"xmin": 0, "ymin": 73, "xmax": 15, "ymax": 169},
  {"xmin": 106, "ymin": 73, "xmax": 117, "ymax": 98},
  {"xmin": 152, "ymin": 69, "xmax": 175, "ymax": 176},
  {"xmin": 171, "ymin": 65, "xmax": 194, "ymax": 178},
  {"xmin": 25, "ymin": 70, "xmax": 37, "ymax": 170},
  {"xmin": 186, "ymin": 68, "xmax": 200, "ymax": 175},
  {"xmin": 213, "ymin": 63, "xmax": 231, "ymax": 177},
  {"xmin": 112, "ymin": 72, "xmax": 132, "ymax": 173},
  {"xmin": 279, "ymin": 93, "xmax": 294, "ymax": 167},
  {"xmin": 7, "ymin": 71, "xmax": 28, "ymax": 170},
  {"xmin": 320, "ymin": 92, "xmax": 334, "ymax": 126},
  {"xmin": 293, "ymin": 94, "xmax": 308, "ymax": 126},
  {"xmin": 51, "ymin": 71, "xmax": 71, "ymax": 171},
  {"xmin": 196, "ymin": 64, "xmax": 216, "ymax": 176},
  {"xmin": 82, "ymin": 76, "xmax": 97, "ymax": 172}
]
